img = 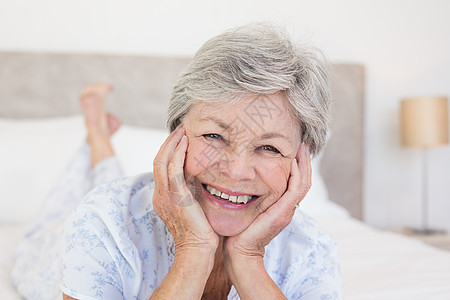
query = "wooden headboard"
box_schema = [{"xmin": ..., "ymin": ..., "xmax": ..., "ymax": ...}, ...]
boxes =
[{"xmin": 0, "ymin": 52, "xmax": 364, "ymax": 219}]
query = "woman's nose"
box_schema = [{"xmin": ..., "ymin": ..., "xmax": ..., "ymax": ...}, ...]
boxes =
[{"xmin": 220, "ymin": 151, "xmax": 256, "ymax": 181}]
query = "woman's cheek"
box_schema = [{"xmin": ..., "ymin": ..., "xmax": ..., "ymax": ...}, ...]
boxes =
[
  {"xmin": 259, "ymin": 159, "xmax": 291, "ymax": 196},
  {"xmin": 184, "ymin": 139, "xmax": 221, "ymax": 178}
]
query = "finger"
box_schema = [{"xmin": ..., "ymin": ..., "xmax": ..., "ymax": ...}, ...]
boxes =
[
  {"xmin": 270, "ymin": 143, "xmax": 311, "ymax": 214},
  {"xmin": 302, "ymin": 144, "xmax": 312, "ymax": 193},
  {"xmin": 300, "ymin": 143, "xmax": 312, "ymax": 190},
  {"xmin": 154, "ymin": 126, "xmax": 185, "ymax": 165},
  {"xmin": 278, "ymin": 157, "xmax": 303, "ymax": 211},
  {"xmin": 165, "ymin": 136, "xmax": 211, "ymax": 230},
  {"xmin": 153, "ymin": 126, "xmax": 184, "ymax": 176},
  {"xmin": 292, "ymin": 143, "xmax": 312, "ymax": 206},
  {"xmin": 167, "ymin": 135, "xmax": 193, "ymax": 206},
  {"xmin": 153, "ymin": 127, "xmax": 185, "ymax": 189}
]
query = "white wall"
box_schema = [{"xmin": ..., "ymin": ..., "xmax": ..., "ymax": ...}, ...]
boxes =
[{"xmin": 1, "ymin": 0, "xmax": 449, "ymax": 230}]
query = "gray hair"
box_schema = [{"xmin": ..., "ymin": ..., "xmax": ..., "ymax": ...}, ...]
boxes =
[{"xmin": 167, "ymin": 23, "xmax": 331, "ymax": 156}]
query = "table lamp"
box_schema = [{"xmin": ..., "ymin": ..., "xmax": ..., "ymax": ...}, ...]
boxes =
[{"xmin": 400, "ymin": 96, "xmax": 449, "ymax": 234}]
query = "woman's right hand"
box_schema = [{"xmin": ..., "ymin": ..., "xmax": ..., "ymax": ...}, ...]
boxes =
[{"xmin": 152, "ymin": 126, "xmax": 219, "ymax": 255}]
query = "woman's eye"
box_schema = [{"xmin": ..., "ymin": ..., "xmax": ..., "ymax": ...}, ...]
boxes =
[
  {"xmin": 203, "ymin": 133, "xmax": 222, "ymax": 140},
  {"xmin": 260, "ymin": 145, "xmax": 280, "ymax": 154}
]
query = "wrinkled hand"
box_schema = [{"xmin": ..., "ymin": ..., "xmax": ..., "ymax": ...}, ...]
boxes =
[
  {"xmin": 223, "ymin": 143, "xmax": 312, "ymax": 259},
  {"xmin": 152, "ymin": 127, "xmax": 219, "ymax": 255}
]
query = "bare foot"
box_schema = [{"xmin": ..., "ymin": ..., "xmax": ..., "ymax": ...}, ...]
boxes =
[
  {"xmin": 107, "ymin": 113, "xmax": 122, "ymax": 136},
  {"xmin": 79, "ymin": 83, "xmax": 120, "ymax": 166}
]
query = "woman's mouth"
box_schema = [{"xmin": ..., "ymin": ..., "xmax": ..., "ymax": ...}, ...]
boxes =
[{"xmin": 202, "ymin": 184, "xmax": 258, "ymax": 205}]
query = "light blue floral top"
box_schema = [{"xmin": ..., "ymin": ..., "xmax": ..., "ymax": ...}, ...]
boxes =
[{"xmin": 60, "ymin": 172, "xmax": 342, "ymax": 299}]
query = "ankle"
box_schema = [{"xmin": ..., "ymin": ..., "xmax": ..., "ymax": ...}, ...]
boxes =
[{"xmin": 87, "ymin": 134, "xmax": 115, "ymax": 167}]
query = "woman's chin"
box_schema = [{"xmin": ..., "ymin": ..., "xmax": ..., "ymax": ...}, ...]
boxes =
[{"xmin": 208, "ymin": 217, "xmax": 249, "ymax": 237}]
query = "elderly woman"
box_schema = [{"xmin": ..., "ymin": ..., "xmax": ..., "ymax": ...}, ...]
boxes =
[{"xmin": 13, "ymin": 24, "xmax": 341, "ymax": 299}]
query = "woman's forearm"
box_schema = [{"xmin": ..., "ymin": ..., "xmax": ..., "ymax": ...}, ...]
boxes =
[
  {"xmin": 149, "ymin": 247, "xmax": 216, "ymax": 300},
  {"xmin": 225, "ymin": 254, "xmax": 287, "ymax": 300}
]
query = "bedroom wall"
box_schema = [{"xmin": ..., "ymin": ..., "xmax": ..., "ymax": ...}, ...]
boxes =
[{"xmin": 1, "ymin": 0, "xmax": 450, "ymax": 230}]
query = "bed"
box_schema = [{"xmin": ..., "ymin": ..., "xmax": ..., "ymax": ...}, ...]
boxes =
[{"xmin": 1, "ymin": 52, "xmax": 450, "ymax": 299}]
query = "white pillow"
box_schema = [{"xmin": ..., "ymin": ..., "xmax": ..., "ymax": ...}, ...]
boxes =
[
  {"xmin": 0, "ymin": 116, "xmax": 168, "ymax": 223},
  {"xmin": 300, "ymin": 151, "xmax": 350, "ymax": 217},
  {"xmin": 0, "ymin": 116, "xmax": 88, "ymax": 223},
  {"xmin": 111, "ymin": 124, "xmax": 168, "ymax": 176}
]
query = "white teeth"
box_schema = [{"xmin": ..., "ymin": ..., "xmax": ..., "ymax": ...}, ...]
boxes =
[
  {"xmin": 237, "ymin": 195, "xmax": 248, "ymax": 204},
  {"xmin": 229, "ymin": 195, "xmax": 237, "ymax": 203},
  {"xmin": 205, "ymin": 185, "xmax": 253, "ymax": 204}
]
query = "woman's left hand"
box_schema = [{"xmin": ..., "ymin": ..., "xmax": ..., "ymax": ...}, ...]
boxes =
[{"xmin": 222, "ymin": 143, "xmax": 311, "ymax": 299}]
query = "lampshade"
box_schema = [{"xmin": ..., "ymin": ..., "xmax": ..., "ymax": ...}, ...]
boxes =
[{"xmin": 401, "ymin": 96, "xmax": 449, "ymax": 148}]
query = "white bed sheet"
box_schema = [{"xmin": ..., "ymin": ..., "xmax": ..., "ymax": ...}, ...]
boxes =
[
  {"xmin": 315, "ymin": 215, "xmax": 450, "ymax": 300},
  {"xmin": 0, "ymin": 223, "xmax": 26, "ymax": 299}
]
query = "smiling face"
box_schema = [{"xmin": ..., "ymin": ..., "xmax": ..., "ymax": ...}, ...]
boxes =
[{"xmin": 182, "ymin": 93, "xmax": 301, "ymax": 236}]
